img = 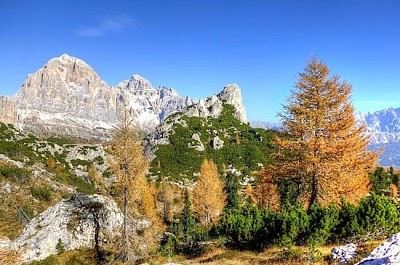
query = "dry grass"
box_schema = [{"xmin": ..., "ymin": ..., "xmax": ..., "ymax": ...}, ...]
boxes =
[{"xmin": 143, "ymin": 241, "xmax": 384, "ymax": 265}]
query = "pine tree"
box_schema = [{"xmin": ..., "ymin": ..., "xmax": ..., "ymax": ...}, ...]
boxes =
[
  {"xmin": 225, "ymin": 171, "xmax": 241, "ymax": 209},
  {"xmin": 193, "ymin": 159, "xmax": 226, "ymax": 225},
  {"xmin": 272, "ymin": 58, "xmax": 378, "ymax": 209}
]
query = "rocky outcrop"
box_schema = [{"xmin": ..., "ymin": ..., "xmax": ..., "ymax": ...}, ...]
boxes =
[
  {"xmin": 0, "ymin": 54, "xmax": 197, "ymax": 139},
  {"xmin": 211, "ymin": 136, "xmax": 224, "ymax": 150},
  {"xmin": 0, "ymin": 96, "xmax": 15, "ymax": 125},
  {"xmin": 356, "ymin": 233, "xmax": 400, "ymax": 264},
  {"xmin": 217, "ymin": 84, "xmax": 247, "ymax": 123},
  {"xmin": 331, "ymin": 243, "xmax": 357, "ymax": 264},
  {"xmin": 188, "ymin": 133, "xmax": 205, "ymax": 152},
  {"xmin": 143, "ymin": 84, "xmax": 248, "ymax": 160},
  {"xmin": 4, "ymin": 194, "xmax": 124, "ymax": 263},
  {"xmin": 184, "ymin": 84, "xmax": 247, "ymax": 124}
]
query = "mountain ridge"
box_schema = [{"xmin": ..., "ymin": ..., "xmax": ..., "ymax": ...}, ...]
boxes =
[{"xmin": 0, "ymin": 54, "xmax": 247, "ymax": 139}]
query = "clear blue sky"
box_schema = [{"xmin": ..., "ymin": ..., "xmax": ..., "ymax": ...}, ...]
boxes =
[{"xmin": 1, "ymin": 0, "xmax": 400, "ymax": 122}]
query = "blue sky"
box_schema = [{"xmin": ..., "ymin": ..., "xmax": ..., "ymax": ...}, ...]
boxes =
[{"xmin": 1, "ymin": 0, "xmax": 400, "ymax": 122}]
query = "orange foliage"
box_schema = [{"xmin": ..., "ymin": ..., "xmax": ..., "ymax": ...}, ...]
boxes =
[
  {"xmin": 274, "ymin": 58, "xmax": 379, "ymax": 209},
  {"xmin": 193, "ymin": 159, "xmax": 226, "ymax": 225}
]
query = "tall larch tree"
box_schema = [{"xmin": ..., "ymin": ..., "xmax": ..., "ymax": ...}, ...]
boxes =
[
  {"xmin": 108, "ymin": 106, "xmax": 150, "ymax": 262},
  {"xmin": 193, "ymin": 159, "xmax": 226, "ymax": 225},
  {"xmin": 270, "ymin": 58, "xmax": 378, "ymax": 209}
]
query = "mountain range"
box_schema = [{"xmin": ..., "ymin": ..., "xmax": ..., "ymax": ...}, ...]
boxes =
[{"xmin": 0, "ymin": 54, "xmax": 399, "ymax": 167}]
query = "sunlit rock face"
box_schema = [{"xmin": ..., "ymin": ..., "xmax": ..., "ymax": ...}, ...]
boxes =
[{"xmin": 0, "ymin": 54, "xmax": 197, "ymax": 139}]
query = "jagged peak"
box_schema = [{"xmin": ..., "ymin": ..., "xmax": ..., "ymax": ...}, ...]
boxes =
[{"xmin": 47, "ymin": 53, "xmax": 90, "ymax": 67}]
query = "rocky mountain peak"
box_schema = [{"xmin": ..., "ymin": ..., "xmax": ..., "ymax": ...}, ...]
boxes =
[
  {"xmin": 217, "ymin": 84, "xmax": 248, "ymax": 123},
  {"xmin": 0, "ymin": 54, "xmax": 250, "ymax": 139},
  {"xmin": 120, "ymin": 74, "xmax": 154, "ymax": 93}
]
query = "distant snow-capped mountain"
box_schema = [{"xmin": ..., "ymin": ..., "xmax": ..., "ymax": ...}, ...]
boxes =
[
  {"xmin": 249, "ymin": 120, "xmax": 282, "ymax": 131},
  {"xmin": 356, "ymin": 108, "xmax": 400, "ymax": 144}
]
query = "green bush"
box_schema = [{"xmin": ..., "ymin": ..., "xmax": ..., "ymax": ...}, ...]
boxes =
[
  {"xmin": 273, "ymin": 203, "xmax": 309, "ymax": 247},
  {"xmin": 305, "ymin": 203, "xmax": 339, "ymax": 245},
  {"xmin": 357, "ymin": 193, "xmax": 400, "ymax": 238},
  {"xmin": 220, "ymin": 204, "xmax": 271, "ymax": 249},
  {"xmin": 0, "ymin": 163, "xmax": 32, "ymax": 183},
  {"xmin": 30, "ymin": 186, "xmax": 52, "ymax": 201},
  {"xmin": 58, "ymin": 173, "xmax": 96, "ymax": 195}
]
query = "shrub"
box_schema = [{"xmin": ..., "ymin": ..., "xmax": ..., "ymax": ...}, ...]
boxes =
[
  {"xmin": 305, "ymin": 203, "xmax": 339, "ymax": 245},
  {"xmin": 357, "ymin": 193, "xmax": 400, "ymax": 238},
  {"xmin": 220, "ymin": 204, "xmax": 270, "ymax": 249},
  {"xmin": 273, "ymin": 203, "xmax": 309, "ymax": 246},
  {"xmin": 30, "ymin": 186, "xmax": 52, "ymax": 201},
  {"xmin": 0, "ymin": 163, "xmax": 32, "ymax": 183}
]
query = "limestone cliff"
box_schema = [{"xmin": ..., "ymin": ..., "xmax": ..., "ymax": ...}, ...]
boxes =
[{"xmin": 0, "ymin": 54, "xmax": 248, "ymax": 140}]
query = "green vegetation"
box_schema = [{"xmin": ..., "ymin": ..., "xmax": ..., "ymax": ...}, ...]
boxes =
[
  {"xmin": 150, "ymin": 104, "xmax": 276, "ymax": 181},
  {"xmin": 219, "ymin": 193, "xmax": 400, "ymax": 251},
  {"xmin": 30, "ymin": 186, "xmax": 53, "ymax": 201},
  {"xmin": 0, "ymin": 162, "xmax": 32, "ymax": 183}
]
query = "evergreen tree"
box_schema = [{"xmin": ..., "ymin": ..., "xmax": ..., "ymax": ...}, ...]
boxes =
[
  {"xmin": 271, "ymin": 58, "xmax": 378, "ymax": 209},
  {"xmin": 224, "ymin": 171, "xmax": 241, "ymax": 209}
]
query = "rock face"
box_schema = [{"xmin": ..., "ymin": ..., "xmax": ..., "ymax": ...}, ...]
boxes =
[
  {"xmin": 184, "ymin": 84, "xmax": 247, "ymax": 124},
  {"xmin": 0, "ymin": 54, "xmax": 197, "ymax": 139},
  {"xmin": 0, "ymin": 96, "xmax": 15, "ymax": 125},
  {"xmin": 144, "ymin": 84, "xmax": 248, "ymax": 160},
  {"xmin": 6, "ymin": 194, "xmax": 124, "ymax": 263},
  {"xmin": 356, "ymin": 233, "xmax": 400, "ymax": 264}
]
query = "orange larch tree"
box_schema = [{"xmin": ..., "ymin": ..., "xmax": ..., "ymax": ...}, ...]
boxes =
[
  {"xmin": 270, "ymin": 58, "xmax": 378, "ymax": 209},
  {"xmin": 193, "ymin": 159, "xmax": 226, "ymax": 225}
]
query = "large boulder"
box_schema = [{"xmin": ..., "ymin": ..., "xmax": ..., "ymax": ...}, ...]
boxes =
[
  {"xmin": 7, "ymin": 194, "xmax": 124, "ymax": 263},
  {"xmin": 331, "ymin": 243, "xmax": 357, "ymax": 264},
  {"xmin": 356, "ymin": 233, "xmax": 400, "ymax": 264}
]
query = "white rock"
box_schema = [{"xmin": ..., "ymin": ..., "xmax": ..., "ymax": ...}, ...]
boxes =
[
  {"xmin": 331, "ymin": 243, "xmax": 357, "ymax": 264},
  {"xmin": 212, "ymin": 136, "xmax": 224, "ymax": 150},
  {"xmin": 0, "ymin": 237, "xmax": 11, "ymax": 250},
  {"xmin": 188, "ymin": 133, "xmax": 205, "ymax": 152},
  {"xmin": 3, "ymin": 183, "xmax": 11, "ymax": 193},
  {"xmin": 356, "ymin": 233, "xmax": 400, "ymax": 264},
  {"xmin": 10, "ymin": 194, "xmax": 124, "ymax": 263}
]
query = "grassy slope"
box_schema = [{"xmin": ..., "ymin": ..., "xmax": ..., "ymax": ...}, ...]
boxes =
[{"xmin": 0, "ymin": 122, "xmax": 107, "ymax": 240}]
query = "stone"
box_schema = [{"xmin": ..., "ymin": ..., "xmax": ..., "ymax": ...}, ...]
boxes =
[
  {"xmin": 356, "ymin": 233, "xmax": 400, "ymax": 264},
  {"xmin": 212, "ymin": 136, "xmax": 224, "ymax": 150},
  {"xmin": 331, "ymin": 243, "xmax": 357, "ymax": 264},
  {"xmin": 188, "ymin": 133, "xmax": 205, "ymax": 152},
  {"xmin": 3, "ymin": 183, "xmax": 11, "ymax": 193},
  {"xmin": 9, "ymin": 193, "xmax": 127, "ymax": 263},
  {"xmin": 0, "ymin": 236, "xmax": 11, "ymax": 250}
]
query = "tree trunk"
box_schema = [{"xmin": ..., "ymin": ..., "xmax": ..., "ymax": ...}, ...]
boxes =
[
  {"xmin": 122, "ymin": 185, "xmax": 129, "ymax": 262},
  {"xmin": 308, "ymin": 172, "xmax": 318, "ymax": 211}
]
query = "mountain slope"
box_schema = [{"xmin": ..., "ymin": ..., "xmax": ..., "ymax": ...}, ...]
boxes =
[{"xmin": 146, "ymin": 103, "xmax": 276, "ymax": 182}]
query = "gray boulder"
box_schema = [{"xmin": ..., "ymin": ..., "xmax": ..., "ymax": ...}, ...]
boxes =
[
  {"xmin": 331, "ymin": 243, "xmax": 357, "ymax": 264},
  {"xmin": 356, "ymin": 233, "xmax": 400, "ymax": 264},
  {"xmin": 211, "ymin": 136, "xmax": 224, "ymax": 150},
  {"xmin": 9, "ymin": 194, "xmax": 124, "ymax": 263}
]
